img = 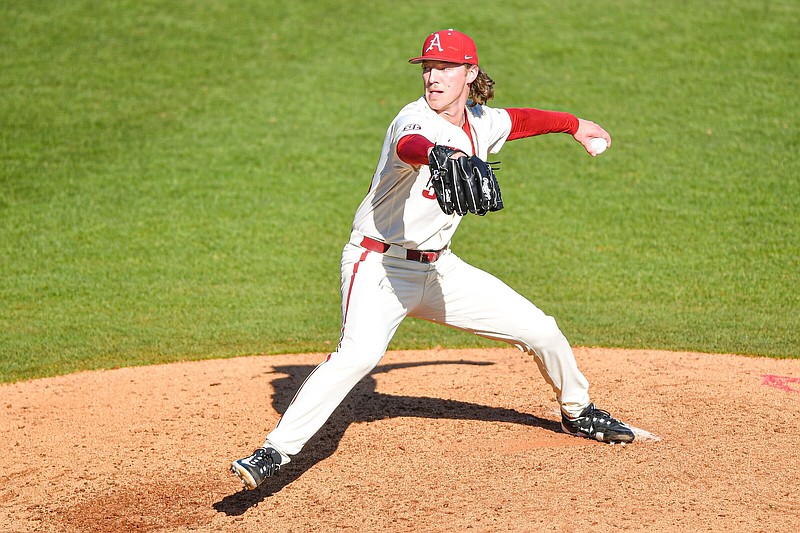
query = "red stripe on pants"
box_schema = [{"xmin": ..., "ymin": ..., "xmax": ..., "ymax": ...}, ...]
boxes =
[
  {"xmin": 336, "ymin": 250, "xmax": 370, "ymax": 349},
  {"xmin": 279, "ymin": 249, "xmax": 369, "ymax": 416}
]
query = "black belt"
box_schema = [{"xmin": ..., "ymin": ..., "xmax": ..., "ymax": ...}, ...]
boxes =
[{"xmin": 360, "ymin": 236, "xmax": 446, "ymax": 264}]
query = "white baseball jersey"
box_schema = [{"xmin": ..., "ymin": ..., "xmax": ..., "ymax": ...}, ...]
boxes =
[{"xmin": 351, "ymin": 97, "xmax": 513, "ymax": 251}]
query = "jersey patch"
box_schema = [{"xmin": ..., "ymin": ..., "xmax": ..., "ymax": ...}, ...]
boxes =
[{"xmin": 402, "ymin": 123, "xmax": 422, "ymax": 132}]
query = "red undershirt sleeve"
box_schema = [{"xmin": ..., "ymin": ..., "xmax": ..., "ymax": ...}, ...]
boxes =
[
  {"xmin": 396, "ymin": 134, "xmax": 435, "ymax": 166},
  {"xmin": 506, "ymin": 108, "xmax": 579, "ymax": 141}
]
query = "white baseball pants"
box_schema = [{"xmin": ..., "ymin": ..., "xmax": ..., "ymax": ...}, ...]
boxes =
[{"xmin": 265, "ymin": 241, "xmax": 591, "ymax": 457}]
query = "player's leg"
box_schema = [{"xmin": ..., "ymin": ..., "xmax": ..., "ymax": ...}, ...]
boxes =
[
  {"xmin": 412, "ymin": 250, "xmax": 590, "ymax": 416},
  {"xmin": 263, "ymin": 246, "xmax": 425, "ymax": 458},
  {"xmin": 232, "ymin": 248, "xmax": 430, "ymax": 489},
  {"xmin": 412, "ymin": 251, "xmax": 634, "ymax": 443}
]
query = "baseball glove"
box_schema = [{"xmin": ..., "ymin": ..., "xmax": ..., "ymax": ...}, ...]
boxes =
[{"xmin": 428, "ymin": 145, "xmax": 503, "ymax": 216}]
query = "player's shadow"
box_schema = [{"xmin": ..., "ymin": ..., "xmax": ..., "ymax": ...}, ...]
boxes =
[{"xmin": 212, "ymin": 359, "xmax": 560, "ymax": 516}]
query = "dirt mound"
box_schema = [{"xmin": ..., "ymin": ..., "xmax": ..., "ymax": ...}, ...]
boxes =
[{"xmin": 2, "ymin": 347, "xmax": 798, "ymax": 532}]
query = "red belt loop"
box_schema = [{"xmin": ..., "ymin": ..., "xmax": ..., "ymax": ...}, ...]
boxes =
[
  {"xmin": 359, "ymin": 236, "xmax": 445, "ymax": 264},
  {"xmin": 359, "ymin": 236, "xmax": 390, "ymax": 254}
]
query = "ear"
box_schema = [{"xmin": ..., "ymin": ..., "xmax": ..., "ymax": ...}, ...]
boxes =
[{"xmin": 465, "ymin": 65, "xmax": 479, "ymax": 84}]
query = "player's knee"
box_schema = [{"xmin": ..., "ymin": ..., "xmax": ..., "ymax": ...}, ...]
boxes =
[
  {"xmin": 521, "ymin": 315, "xmax": 569, "ymax": 354},
  {"xmin": 345, "ymin": 356, "xmax": 381, "ymax": 377},
  {"xmin": 332, "ymin": 339, "xmax": 386, "ymax": 376}
]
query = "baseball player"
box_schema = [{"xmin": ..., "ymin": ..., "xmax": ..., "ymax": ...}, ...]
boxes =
[{"xmin": 231, "ymin": 29, "xmax": 634, "ymax": 490}]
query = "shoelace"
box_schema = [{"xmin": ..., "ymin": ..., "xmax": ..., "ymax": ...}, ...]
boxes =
[
  {"xmin": 570, "ymin": 405, "xmax": 617, "ymax": 427},
  {"xmin": 252, "ymin": 448, "xmax": 279, "ymax": 475},
  {"xmin": 246, "ymin": 449, "xmax": 267, "ymax": 467},
  {"xmin": 590, "ymin": 407, "xmax": 615, "ymax": 423}
]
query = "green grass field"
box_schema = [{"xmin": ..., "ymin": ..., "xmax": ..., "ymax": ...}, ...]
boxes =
[{"xmin": 2, "ymin": 0, "xmax": 798, "ymax": 382}]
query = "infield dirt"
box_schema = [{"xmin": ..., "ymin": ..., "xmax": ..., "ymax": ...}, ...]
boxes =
[{"xmin": 2, "ymin": 347, "xmax": 798, "ymax": 532}]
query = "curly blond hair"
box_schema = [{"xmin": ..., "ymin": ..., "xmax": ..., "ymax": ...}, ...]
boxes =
[{"xmin": 468, "ymin": 66, "xmax": 495, "ymax": 107}]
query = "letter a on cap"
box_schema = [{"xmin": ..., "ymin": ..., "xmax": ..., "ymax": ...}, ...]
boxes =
[{"xmin": 425, "ymin": 33, "xmax": 443, "ymax": 53}]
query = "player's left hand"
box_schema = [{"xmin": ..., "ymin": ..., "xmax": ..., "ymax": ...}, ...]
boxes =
[{"xmin": 573, "ymin": 118, "xmax": 612, "ymax": 156}]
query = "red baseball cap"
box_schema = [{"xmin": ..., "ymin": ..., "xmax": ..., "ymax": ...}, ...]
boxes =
[{"xmin": 408, "ymin": 29, "xmax": 479, "ymax": 65}]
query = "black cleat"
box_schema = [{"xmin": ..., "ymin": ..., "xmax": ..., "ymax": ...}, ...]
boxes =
[
  {"xmin": 230, "ymin": 447, "xmax": 283, "ymax": 490},
  {"xmin": 561, "ymin": 404, "xmax": 635, "ymax": 444}
]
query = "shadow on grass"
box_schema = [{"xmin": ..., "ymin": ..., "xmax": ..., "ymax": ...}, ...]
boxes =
[{"xmin": 213, "ymin": 359, "xmax": 560, "ymax": 516}]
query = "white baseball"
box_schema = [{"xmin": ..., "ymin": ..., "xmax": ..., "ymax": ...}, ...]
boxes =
[{"xmin": 589, "ymin": 137, "xmax": 608, "ymax": 155}]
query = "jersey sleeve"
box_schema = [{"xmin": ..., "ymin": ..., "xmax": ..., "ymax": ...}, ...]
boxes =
[
  {"xmin": 506, "ymin": 108, "xmax": 579, "ymax": 140},
  {"xmin": 393, "ymin": 111, "xmax": 432, "ymax": 142},
  {"xmin": 391, "ymin": 107, "xmax": 438, "ymax": 161},
  {"xmin": 467, "ymin": 105, "xmax": 513, "ymax": 155},
  {"xmin": 396, "ymin": 134, "xmax": 434, "ymax": 166}
]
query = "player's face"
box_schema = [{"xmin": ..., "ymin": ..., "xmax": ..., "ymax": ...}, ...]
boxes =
[{"xmin": 421, "ymin": 61, "xmax": 476, "ymax": 114}]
